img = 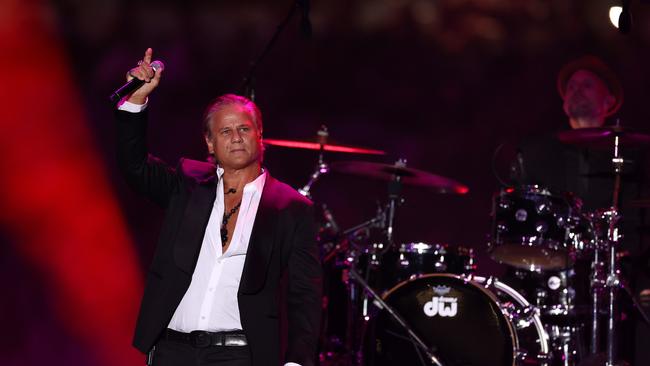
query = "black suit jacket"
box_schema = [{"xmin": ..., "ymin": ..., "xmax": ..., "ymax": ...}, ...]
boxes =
[{"xmin": 115, "ymin": 109, "xmax": 322, "ymax": 366}]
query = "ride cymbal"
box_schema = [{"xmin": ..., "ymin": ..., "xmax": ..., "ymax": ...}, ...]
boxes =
[
  {"xmin": 330, "ymin": 161, "xmax": 469, "ymax": 194},
  {"xmin": 557, "ymin": 126, "xmax": 650, "ymax": 149}
]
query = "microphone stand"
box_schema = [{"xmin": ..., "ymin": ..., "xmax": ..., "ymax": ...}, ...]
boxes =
[{"xmin": 240, "ymin": 0, "xmax": 305, "ymax": 100}]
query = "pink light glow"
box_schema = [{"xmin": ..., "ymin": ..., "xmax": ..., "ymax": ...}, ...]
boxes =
[{"xmin": 0, "ymin": 1, "xmax": 143, "ymax": 365}]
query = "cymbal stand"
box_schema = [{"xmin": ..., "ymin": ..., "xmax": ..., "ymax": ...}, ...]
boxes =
[
  {"xmin": 299, "ymin": 125, "xmax": 330, "ymax": 198},
  {"xmin": 385, "ymin": 159, "xmax": 406, "ymax": 248},
  {"xmin": 348, "ymin": 268, "xmax": 445, "ymax": 366},
  {"xmin": 594, "ymin": 130, "xmax": 624, "ymax": 366}
]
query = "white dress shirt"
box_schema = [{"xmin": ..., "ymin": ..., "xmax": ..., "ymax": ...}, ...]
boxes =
[
  {"xmin": 168, "ymin": 166, "xmax": 266, "ymax": 332},
  {"xmin": 119, "ymin": 99, "xmax": 301, "ymax": 366}
]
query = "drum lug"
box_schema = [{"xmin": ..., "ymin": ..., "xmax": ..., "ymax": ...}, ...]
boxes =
[
  {"xmin": 535, "ymin": 351, "xmax": 552, "ymax": 366},
  {"xmin": 516, "ymin": 349, "xmax": 552, "ymax": 365},
  {"xmin": 510, "ymin": 304, "xmax": 540, "ymax": 329}
]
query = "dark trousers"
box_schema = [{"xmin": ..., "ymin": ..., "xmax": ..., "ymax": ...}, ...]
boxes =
[{"xmin": 151, "ymin": 338, "xmax": 252, "ymax": 366}]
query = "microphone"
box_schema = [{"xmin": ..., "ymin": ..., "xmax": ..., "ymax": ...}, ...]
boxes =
[{"xmin": 109, "ymin": 60, "xmax": 165, "ymax": 104}]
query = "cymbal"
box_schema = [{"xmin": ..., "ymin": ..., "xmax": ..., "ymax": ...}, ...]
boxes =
[
  {"xmin": 330, "ymin": 161, "xmax": 469, "ymax": 194},
  {"xmin": 263, "ymin": 138, "xmax": 385, "ymax": 155},
  {"xmin": 557, "ymin": 126, "xmax": 650, "ymax": 149}
]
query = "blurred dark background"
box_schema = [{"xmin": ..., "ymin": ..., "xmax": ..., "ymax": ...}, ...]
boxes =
[{"xmin": 3, "ymin": 0, "xmax": 650, "ymax": 365}]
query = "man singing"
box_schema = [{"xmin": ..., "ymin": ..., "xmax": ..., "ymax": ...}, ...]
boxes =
[{"xmin": 115, "ymin": 48, "xmax": 322, "ymax": 366}]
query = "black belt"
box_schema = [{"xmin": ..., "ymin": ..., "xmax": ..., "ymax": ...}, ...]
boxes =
[{"xmin": 164, "ymin": 329, "xmax": 248, "ymax": 347}]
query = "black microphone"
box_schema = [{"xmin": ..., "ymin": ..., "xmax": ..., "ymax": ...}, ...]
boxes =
[
  {"xmin": 109, "ymin": 60, "xmax": 165, "ymax": 104},
  {"xmin": 297, "ymin": 0, "xmax": 312, "ymax": 38}
]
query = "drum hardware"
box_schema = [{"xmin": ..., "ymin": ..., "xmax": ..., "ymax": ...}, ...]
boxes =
[
  {"xmin": 348, "ymin": 268, "xmax": 446, "ymax": 366},
  {"xmin": 330, "ymin": 158, "xmax": 469, "ymax": 258},
  {"xmin": 330, "ymin": 160, "xmax": 469, "ymax": 194},
  {"xmin": 298, "ymin": 125, "xmax": 330, "ymax": 198},
  {"xmin": 546, "ymin": 325, "xmax": 584, "ymax": 366},
  {"xmin": 558, "ymin": 122, "xmax": 650, "ymax": 365},
  {"xmin": 397, "ymin": 243, "xmax": 476, "ymax": 278},
  {"xmin": 489, "ymin": 185, "xmax": 591, "ymax": 271},
  {"xmin": 556, "ymin": 125, "xmax": 650, "ymax": 150},
  {"xmin": 587, "ymin": 128, "xmax": 624, "ymax": 366},
  {"xmin": 322, "ymin": 202, "xmax": 386, "ymax": 265},
  {"xmin": 385, "ymin": 159, "xmax": 406, "ymax": 247},
  {"xmin": 471, "ymin": 275, "xmax": 550, "ymax": 357},
  {"xmin": 263, "ymin": 125, "xmax": 386, "ymax": 199}
]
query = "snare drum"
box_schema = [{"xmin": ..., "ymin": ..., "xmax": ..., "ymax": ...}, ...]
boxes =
[
  {"xmin": 364, "ymin": 274, "xmax": 550, "ymax": 365},
  {"xmin": 355, "ymin": 242, "xmax": 476, "ymax": 291},
  {"xmin": 395, "ymin": 242, "xmax": 476, "ymax": 279},
  {"xmin": 489, "ymin": 185, "xmax": 592, "ymax": 271}
]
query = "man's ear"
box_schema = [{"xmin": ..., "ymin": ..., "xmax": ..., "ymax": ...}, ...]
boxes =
[{"xmin": 205, "ymin": 135, "xmax": 214, "ymax": 154}]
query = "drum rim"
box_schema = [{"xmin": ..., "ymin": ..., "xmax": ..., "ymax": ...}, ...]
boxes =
[
  {"xmin": 398, "ymin": 242, "xmax": 446, "ymax": 253},
  {"xmin": 498, "ymin": 184, "xmax": 584, "ymax": 208}
]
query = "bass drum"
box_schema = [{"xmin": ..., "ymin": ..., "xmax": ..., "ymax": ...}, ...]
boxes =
[{"xmin": 364, "ymin": 274, "xmax": 550, "ymax": 366}]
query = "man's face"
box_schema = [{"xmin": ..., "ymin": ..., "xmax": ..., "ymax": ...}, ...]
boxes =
[
  {"xmin": 204, "ymin": 104, "xmax": 262, "ymax": 169},
  {"xmin": 563, "ymin": 69, "xmax": 615, "ymax": 128}
]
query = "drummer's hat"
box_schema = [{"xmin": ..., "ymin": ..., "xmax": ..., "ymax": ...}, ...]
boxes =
[{"xmin": 557, "ymin": 55, "xmax": 623, "ymax": 116}]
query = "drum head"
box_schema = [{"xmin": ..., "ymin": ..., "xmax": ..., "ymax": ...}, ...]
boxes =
[{"xmin": 365, "ymin": 274, "xmax": 516, "ymax": 366}]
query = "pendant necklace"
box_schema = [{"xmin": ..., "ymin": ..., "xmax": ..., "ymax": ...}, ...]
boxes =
[{"xmin": 221, "ymin": 200, "xmax": 242, "ymax": 246}]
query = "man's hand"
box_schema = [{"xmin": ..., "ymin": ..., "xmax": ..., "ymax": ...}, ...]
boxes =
[{"xmin": 126, "ymin": 48, "xmax": 163, "ymax": 105}]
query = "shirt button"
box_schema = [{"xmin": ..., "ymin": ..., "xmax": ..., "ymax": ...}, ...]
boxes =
[
  {"xmin": 201, "ymin": 316, "xmax": 206, "ymax": 320},
  {"xmin": 209, "ymin": 287, "xmax": 214, "ymax": 292}
]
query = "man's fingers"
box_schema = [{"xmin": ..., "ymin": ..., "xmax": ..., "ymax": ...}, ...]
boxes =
[
  {"xmin": 152, "ymin": 66, "xmax": 163, "ymax": 82},
  {"xmin": 143, "ymin": 48, "xmax": 153, "ymax": 64}
]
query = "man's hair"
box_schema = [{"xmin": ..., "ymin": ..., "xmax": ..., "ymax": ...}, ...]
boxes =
[{"xmin": 202, "ymin": 94, "xmax": 263, "ymax": 137}]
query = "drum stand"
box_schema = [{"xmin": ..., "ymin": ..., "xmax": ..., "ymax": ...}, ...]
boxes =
[
  {"xmin": 589, "ymin": 131, "xmax": 650, "ymax": 365},
  {"xmin": 298, "ymin": 125, "xmax": 330, "ymax": 198}
]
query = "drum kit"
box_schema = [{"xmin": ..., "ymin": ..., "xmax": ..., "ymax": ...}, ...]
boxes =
[{"xmin": 265, "ymin": 124, "xmax": 650, "ymax": 366}]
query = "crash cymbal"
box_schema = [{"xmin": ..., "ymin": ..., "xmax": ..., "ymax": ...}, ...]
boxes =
[
  {"xmin": 557, "ymin": 126, "xmax": 650, "ymax": 149},
  {"xmin": 330, "ymin": 161, "xmax": 469, "ymax": 194},
  {"xmin": 263, "ymin": 138, "xmax": 385, "ymax": 155}
]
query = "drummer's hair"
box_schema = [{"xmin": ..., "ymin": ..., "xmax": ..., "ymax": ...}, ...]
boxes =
[{"xmin": 202, "ymin": 94, "xmax": 263, "ymax": 138}]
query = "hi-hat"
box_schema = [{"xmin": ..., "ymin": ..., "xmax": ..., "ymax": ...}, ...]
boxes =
[
  {"xmin": 557, "ymin": 126, "xmax": 650, "ymax": 149},
  {"xmin": 330, "ymin": 161, "xmax": 469, "ymax": 194},
  {"xmin": 263, "ymin": 138, "xmax": 385, "ymax": 155}
]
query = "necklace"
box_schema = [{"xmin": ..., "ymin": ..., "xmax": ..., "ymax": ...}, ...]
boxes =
[{"xmin": 221, "ymin": 200, "xmax": 242, "ymax": 246}]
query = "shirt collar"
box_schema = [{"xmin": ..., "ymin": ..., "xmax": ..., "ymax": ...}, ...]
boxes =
[{"xmin": 215, "ymin": 166, "xmax": 266, "ymax": 194}]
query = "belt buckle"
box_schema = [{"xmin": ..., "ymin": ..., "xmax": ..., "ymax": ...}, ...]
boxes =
[
  {"xmin": 225, "ymin": 335, "xmax": 247, "ymax": 346},
  {"xmin": 189, "ymin": 331, "xmax": 211, "ymax": 348}
]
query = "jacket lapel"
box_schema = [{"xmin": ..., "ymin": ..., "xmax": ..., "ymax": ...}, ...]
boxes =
[
  {"xmin": 239, "ymin": 175, "xmax": 278, "ymax": 294},
  {"xmin": 173, "ymin": 175, "xmax": 217, "ymax": 274}
]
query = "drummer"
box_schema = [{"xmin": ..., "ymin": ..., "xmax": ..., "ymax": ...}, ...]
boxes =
[
  {"xmin": 513, "ymin": 55, "xmax": 635, "ymax": 210},
  {"xmin": 513, "ymin": 55, "xmax": 649, "ymax": 364}
]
